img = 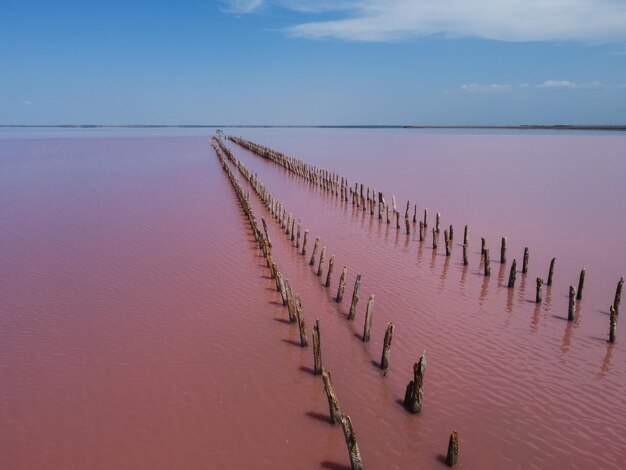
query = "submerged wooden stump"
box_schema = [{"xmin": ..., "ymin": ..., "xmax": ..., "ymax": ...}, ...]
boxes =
[
  {"xmin": 340, "ymin": 414, "xmax": 363, "ymax": 470},
  {"xmin": 380, "ymin": 323, "xmax": 394, "ymax": 370},
  {"xmin": 322, "ymin": 368, "xmax": 342, "ymax": 424},
  {"xmin": 336, "ymin": 267, "xmax": 348, "ymax": 302},
  {"xmin": 403, "ymin": 353, "xmax": 426, "ymax": 413},
  {"xmin": 568, "ymin": 285, "xmax": 576, "ymax": 321},
  {"xmin": 362, "ymin": 295, "xmax": 374, "ymax": 342},
  {"xmin": 348, "ymin": 274, "xmax": 362, "ymax": 320},
  {"xmin": 313, "ymin": 319, "xmax": 322, "ymax": 374},
  {"xmin": 507, "ymin": 259, "xmax": 517, "ymax": 288},
  {"xmin": 325, "ymin": 255, "xmax": 335, "ymax": 287},
  {"xmin": 547, "ymin": 257, "xmax": 556, "ymax": 286},
  {"xmin": 536, "ymin": 277, "xmax": 543, "ymax": 303},
  {"xmin": 446, "ymin": 431, "xmax": 459, "ymax": 467}
]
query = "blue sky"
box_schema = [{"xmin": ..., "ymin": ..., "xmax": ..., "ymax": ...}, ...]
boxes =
[{"xmin": 1, "ymin": 0, "xmax": 625, "ymax": 125}]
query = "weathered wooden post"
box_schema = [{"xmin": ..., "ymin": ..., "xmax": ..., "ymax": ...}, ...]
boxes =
[
  {"xmin": 336, "ymin": 267, "xmax": 347, "ymax": 302},
  {"xmin": 446, "ymin": 431, "xmax": 459, "ymax": 467},
  {"xmin": 568, "ymin": 285, "xmax": 576, "ymax": 321},
  {"xmin": 296, "ymin": 222, "xmax": 301, "ymax": 248},
  {"xmin": 484, "ymin": 248, "xmax": 491, "ymax": 276},
  {"xmin": 403, "ymin": 352, "xmax": 426, "ymax": 413},
  {"xmin": 423, "ymin": 209, "xmax": 428, "ymax": 227},
  {"xmin": 462, "ymin": 243, "xmax": 468, "ymax": 266},
  {"xmin": 436, "ymin": 212, "xmax": 441, "ymax": 233},
  {"xmin": 444, "ymin": 229, "xmax": 450, "ymax": 256},
  {"xmin": 322, "ymin": 368, "xmax": 341, "ymax": 424},
  {"xmin": 313, "ymin": 319, "xmax": 322, "ymax": 374},
  {"xmin": 507, "ymin": 259, "xmax": 517, "ymax": 288},
  {"xmin": 396, "ymin": 211, "xmax": 400, "ymax": 229},
  {"xmin": 413, "ymin": 204, "xmax": 417, "ymax": 223},
  {"xmin": 405, "ymin": 200, "xmax": 410, "ymax": 219},
  {"xmin": 302, "ymin": 230, "xmax": 309, "ymax": 256},
  {"xmin": 325, "ymin": 255, "xmax": 335, "ymax": 287},
  {"xmin": 536, "ymin": 277, "xmax": 543, "ymax": 303},
  {"xmin": 609, "ymin": 306, "xmax": 617, "ymax": 343},
  {"xmin": 310, "ymin": 237, "xmax": 320, "ymax": 266},
  {"xmin": 295, "ymin": 295, "xmax": 308, "ymax": 346},
  {"xmin": 340, "ymin": 414, "xmax": 363, "ymax": 470},
  {"xmin": 449, "ymin": 224, "xmax": 453, "ymax": 241},
  {"xmin": 463, "ymin": 225, "xmax": 468, "ymax": 245},
  {"xmin": 290, "ymin": 218, "xmax": 296, "ymax": 241},
  {"xmin": 500, "ymin": 237, "xmax": 507, "ymax": 263},
  {"xmin": 432, "ymin": 228, "xmax": 438, "ymax": 249},
  {"xmin": 386, "ymin": 206, "xmax": 390, "ymax": 224},
  {"xmin": 405, "ymin": 217, "xmax": 411, "ymax": 235},
  {"xmin": 547, "ymin": 257, "xmax": 556, "ymax": 286},
  {"xmin": 522, "ymin": 247, "xmax": 529, "ymax": 273},
  {"xmin": 284, "ymin": 280, "xmax": 297, "ymax": 323},
  {"xmin": 348, "ymin": 274, "xmax": 362, "ymax": 320},
  {"xmin": 614, "ymin": 276, "xmax": 624, "ymax": 313},
  {"xmin": 380, "ymin": 323, "xmax": 394, "ymax": 370},
  {"xmin": 481, "ymin": 237, "xmax": 486, "ymax": 255},
  {"xmin": 419, "ymin": 221, "xmax": 424, "ymax": 242},
  {"xmin": 261, "ymin": 217, "xmax": 272, "ymax": 247},
  {"xmin": 576, "ymin": 268, "xmax": 585, "ymax": 300},
  {"xmin": 317, "ymin": 247, "xmax": 326, "ymax": 276},
  {"xmin": 362, "ymin": 295, "xmax": 374, "ymax": 342}
]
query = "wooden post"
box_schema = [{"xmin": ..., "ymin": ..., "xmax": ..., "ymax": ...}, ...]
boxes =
[
  {"xmin": 614, "ymin": 276, "xmax": 624, "ymax": 313},
  {"xmin": 522, "ymin": 247, "xmax": 529, "ymax": 273},
  {"xmin": 290, "ymin": 218, "xmax": 296, "ymax": 241},
  {"xmin": 547, "ymin": 257, "xmax": 556, "ymax": 286},
  {"xmin": 432, "ymin": 228, "xmax": 438, "ymax": 249},
  {"xmin": 310, "ymin": 237, "xmax": 320, "ymax": 266},
  {"xmin": 436, "ymin": 212, "xmax": 441, "ymax": 233},
  {"xmin": 446, "ymin": 431, "xmax": 459, "ymax": 467},
  {"xmin": 302, "ymin": 230, "xmax": 309, "ymax": 256},
  {"xmin": 396, "ymin": 211, "xmax": 400, "ymax": 229},
  {"xmin": 500, "ymin": 236, "xmax": 507, "ymax": 263},
  {"xmin": 296, "ymin": 222, "xmax": 301, "ymax": 248},
  {"xmin": 609, "ymin": 306, "xmax": 617, "ymax": 343},
  {"xmin": 322, "ymin": 368, "xmax": 341, "ymax": 424},
  {"xmin": 405, "ymin": 200, "xmax": 410, "ymax": 219},
  {"xmin": 325, "ymin": 255, "xmax": 335, "ymax": 287},
  {"xmin": 386, "ymin": 206, "xmax": 390, "ymax": 224},
  {"xmin": 449, "ymin": 224, "xmax": 453, "ymax": 241},
  {"xmin": 317, "ymin": 246, "xmax": 326, "ymax": 276},
  {"xmin": 576, "ymin": 268, "xmax": 585, "ymax": 300},
  {"xmin": 507, "ymin": 259, "xmax": 517, "ymax": 288},
  {"xmin": 261, "ymin": 217, "xmax": 272, "ymax": 247},
  {"xmin": 413, "ymin": 204, "xmax": 417, "ymax": 223},
  {"xmin": 536, "ymin": 277, "xmax": 543, "ymax": 303},
  {"xmin": 423, "ymin": 209, "xmax": 428, "ymax": 227},
  {"xmin": 419, "ymin": 221, "xmax": 424, "ymax": 241},
  {"xmin": 444, "ymin": 229, "xmax": 450, "ymax": 256},
  {"xmin": 484, "ymin": 248, "xmax": 491, "ymax": 276},
  {"xmin": 568, "ymin": 285, "xmax": 576, "ymax": 321},
  {"xmin": 284, "ymin": 280, "xmax": 297, "ymax": 323},
  {"xmin": 463, "ymin": 225, "xmax": 468, "ymax": 245},
  {"xmin": 403, "ymin": 353, "xmax": 426, "ymax": 413},
  {"xmin": 340, "ymin": 414, "xmax": 363, "ymax": 470},
  {"xmin": 313, "ymin": 319, "xmax": 322, "ymax": 375},
  {"xmin": 380, "ymin": 323, "xmax": 394, "ymax": 370},
  {"xmin": 336, "ymin": 267, "xmax": 347, "ymax": 302},
  {"xmin": 462, "ymin": 243, "xmax": 468, "ymax": 266},
  {"xmin": 362, "ymin": 295, "xmax": 374, "ymax": 342},
  {"xmin": 405, "ymin": 217, "xmax": 410, "ymax": 235},
  {"xmin": 295, "ymin": 294, "xmax": 308, "ymax": 346},
  {"xmin": 481, "ymin": 237, "xmax": 486, "ymax": 255},
  {"xmin": 348, "ymin": 274, "xmax": 362, "ymax": 320}
]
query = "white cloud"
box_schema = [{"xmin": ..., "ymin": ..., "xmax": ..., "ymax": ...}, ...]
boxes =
[
  {"xmin": 219, "ymin": 0, "xmax": 263, "ymax": 14},
  {"xmin": 461, "ymin": 83, "xmax": 515, "ymax": 93},
  {"xmin": 537, "ymin": 80, "xmax": 607, "ymax": 90},
  {"xmin": 23, "ymin": 100, "xmax": 32, "ymax": 106},
  {"xmin": 275, "ymin": 1, "xmax": 626, "ymax": 42}
]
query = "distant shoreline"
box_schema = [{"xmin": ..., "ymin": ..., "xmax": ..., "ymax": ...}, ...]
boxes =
[{"xmin": 1, "ymin": 124, "xmax": 626, "ymax": 131}]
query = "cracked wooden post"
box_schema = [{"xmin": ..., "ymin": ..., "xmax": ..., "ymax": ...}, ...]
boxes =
[
  {"xmin": 295, "ymin": 295, "xmax": 308, "ymax": 347},
  {"xmin": 309, "ymin": 237, "xmax": 320, "ymax": 266},
  {"xmin": 403, "ymin": 352, "xmax": 426, "ymax": 413},
  {"xmin": 446, "ymin": 431, "xmax": 459, "ymax": 467},
  {"xmin": 336, "ymin": 267, "xmax": 348, "ymax": 302},
  {"xmin": 340, "ymin": 414, "xmax": 363, "ymax": 470},
  {"xmin": 462, "ymin": 243, "xmax": 468, "ymax": 266},
  {"xmin": 568, "ymin": 285, "xmax": 576, "ymax": 321},
  {"xmin": 348, "ymin": 274, "xmax": 362, "ymax": 320},
  {"xmin": 432, "ymin": 228, "xmax": 438, "ymax": 249},
  {"xmin": 325, "ymin": 255, "xmax": 335, "ymax": 287},
  {"xmin": 444, "ymin": 229, "xmax": 450, "ymax": 256},
  {"xmin": 547, "ymin": 257, "xmax": 556, "ymax": 286},
  {"xmin": 576, "ymin": 268, "xmax": 585, "ymax": 300},
  {"xmin": 522, "ymin": 247, "xmax": 529, "ymax": 273},
  {"xmin": 322, "ymin": 368, "xmax": 341, "ymax": 424},
  {"xmin": 380, "ymin": 322, "xmax": 394, "ymax": 370},
  {"xmin": 362, "ymin": 295, "xmax": 374, "ymax": 342},
  {"xmin": 500, "ymin": 236, "xmax": 507, "ymax": 263},
  {"xmin": 484, "ymin": 248, "xmax": 491, "ymax": 276},
  {"xmin": 301, "ymin": 230, "xmax": 309, "ymax": 256},
  {"xmin": 609, "ymin": 306, "xmax": 617, "ymax": 343},
  {"xmin": 261, "ymin": 217, "xmax": 272, "ymax": 248},
  {"xmin": 317, "ymin": 246, "xmax": 326, "ymax": 276},
  {"xmin": 436, "ymin": 212, "xmax": 441, "ymax": 233},
  {"xmin": 507, "ymin": 259, "xmax": 517, "ymax": 288},
  {"xmin": 536, "ymin": 277, "xmax": 543, "ymax": 303},
  {"xmin": 313, "ymin": 319, "xmax": 322, "ymax": 375},
  {"xmin": 481, "ymin": 237, "xmax": 486, "ymax": 255},
  {"xmin": 614, "ymin": 276, "xmax": 624, "ymax": 313},
  {"xmin": 463, "ymin": 224, "xmax": 468, "ymax": 245}
]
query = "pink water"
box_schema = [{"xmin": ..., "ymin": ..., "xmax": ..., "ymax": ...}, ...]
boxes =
[{"xmin": 1, "ymin": 129, "xmax": 625, "ymax": 469}]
